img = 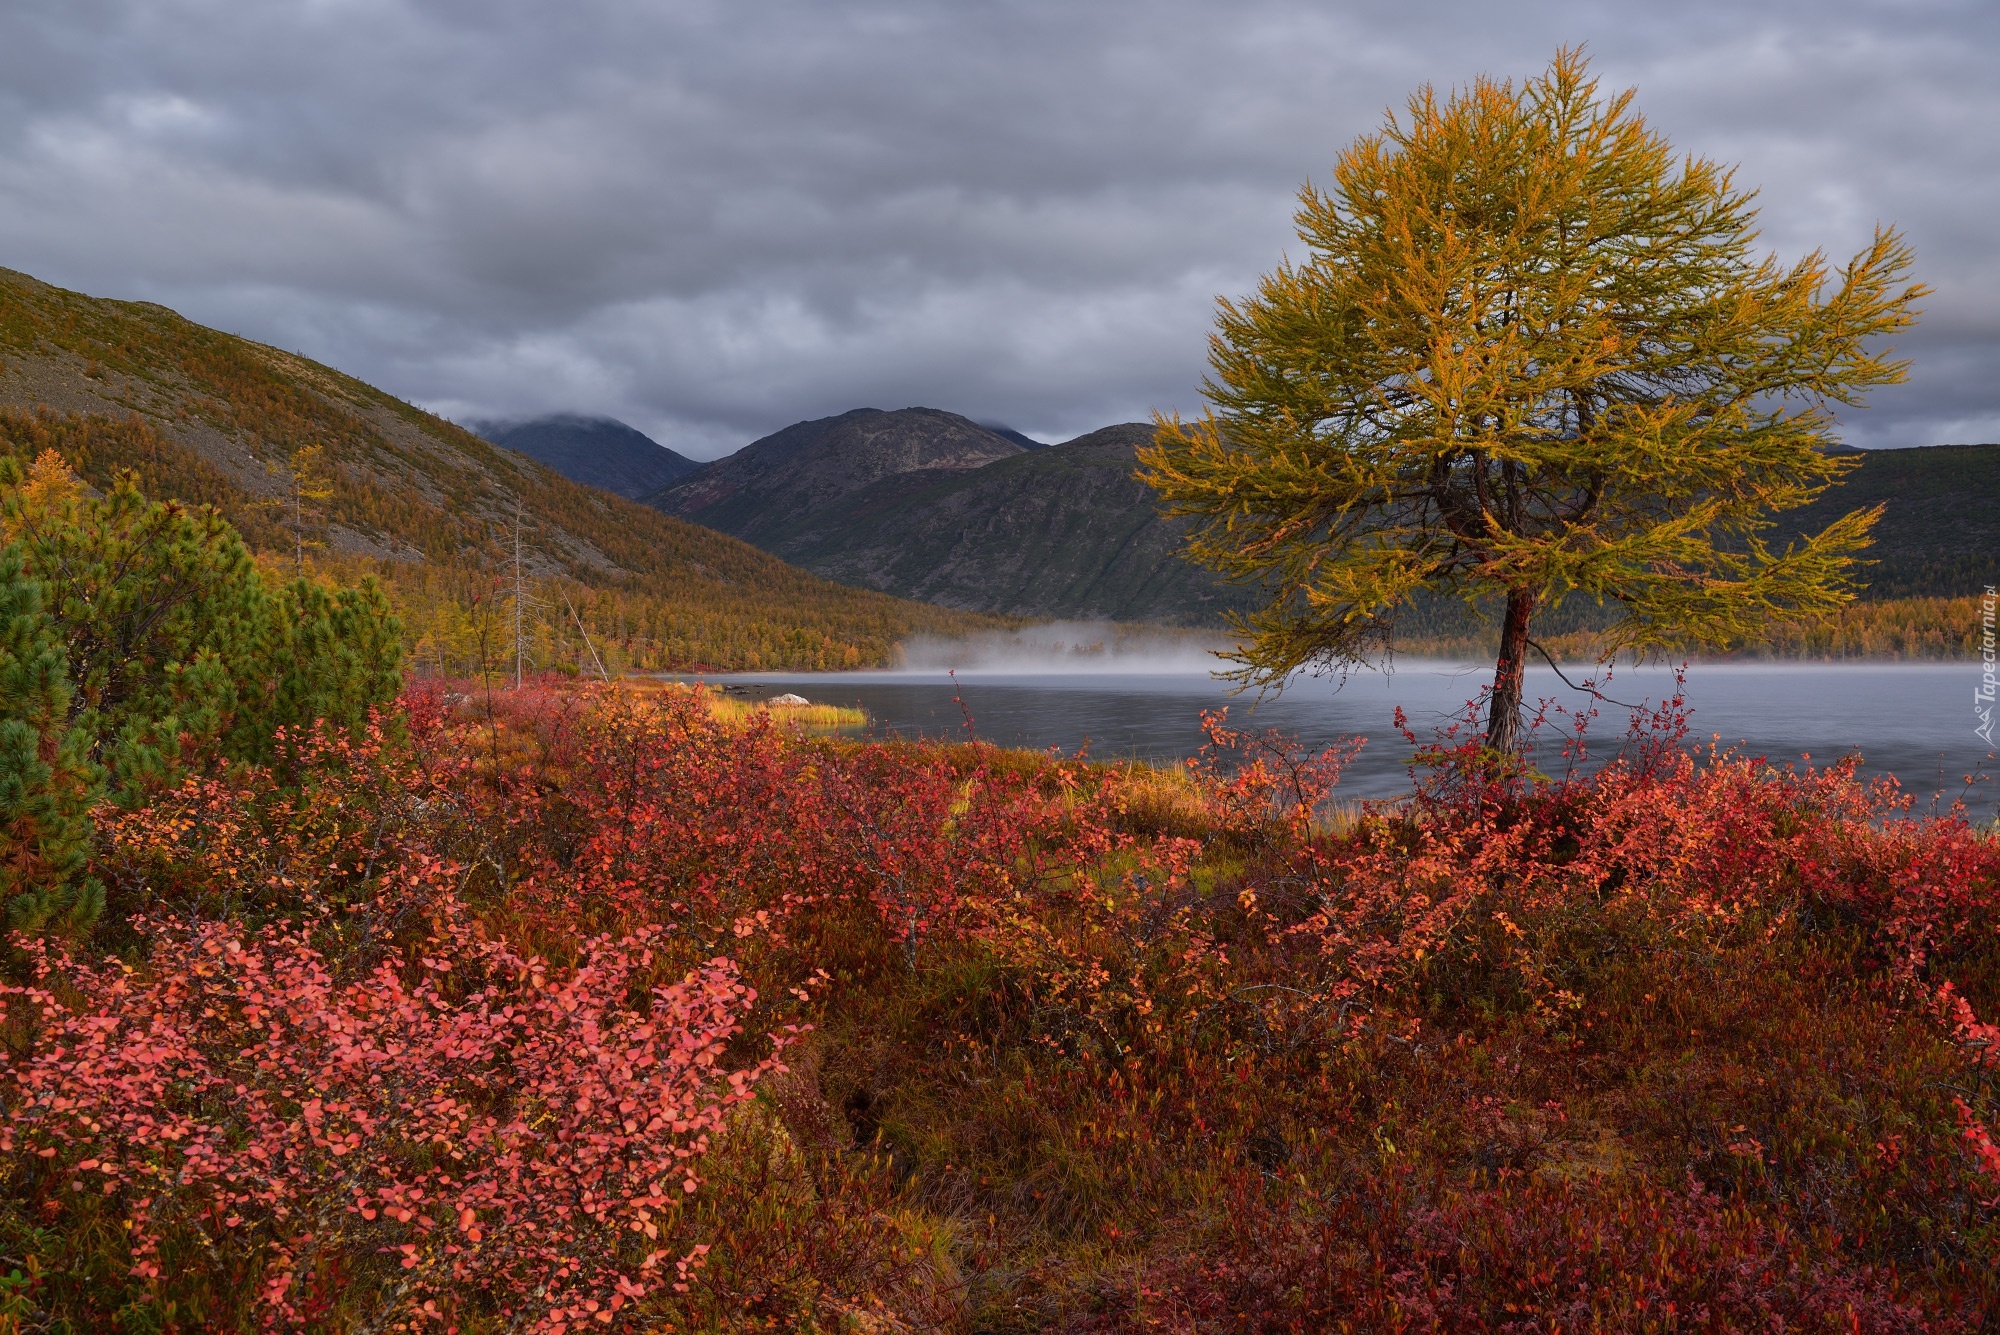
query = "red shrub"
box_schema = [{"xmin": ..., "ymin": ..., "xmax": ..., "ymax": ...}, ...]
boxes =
[
  {"xmin": 19, "ymin": 679, "xmax": 1996, "ymax": 1329},
  {"xmin": 1263, "ymin": 688, "xmax": 2000, "ymax": 1022},
  {"xmin": 0, "ymin": 907, "xmax": 788, "ymax": 1331},
  {"xmin": 482, "ymin": 687, "xmax": 1073, "ymax": 967}
]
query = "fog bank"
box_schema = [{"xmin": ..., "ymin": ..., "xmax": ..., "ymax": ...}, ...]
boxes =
[{"xmin": 897, "ymin": 622, "xmax": 1231, "ymax": 675}]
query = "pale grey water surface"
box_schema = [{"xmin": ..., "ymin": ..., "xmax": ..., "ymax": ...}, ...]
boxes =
[{"xmin": 683, "ymin": 663, "xmax": 1997, "ymax": 814}]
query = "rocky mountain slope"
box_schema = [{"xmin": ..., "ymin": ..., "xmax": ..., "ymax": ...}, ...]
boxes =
[
  {"xmin": 0, "ymin": 266, "xmax": 1001, "ymax": 670},
  {"xmin": 981, "ymin": 425, "xmax": 1048, "ymax": 451},
  {"xmin": 764, "ymin": 423, "xmax": 1260, "ymax": 624},
  {"xmin": 642, "ymin": 410, "xmax": 1254, "ymax": 624},
  {"xmin": 469, "ymin": 413, "xmax": 699, "ymax": 499},
  {"xmin": 646, "ymin": 407, "xmax": 1029, "ymax": 551}
]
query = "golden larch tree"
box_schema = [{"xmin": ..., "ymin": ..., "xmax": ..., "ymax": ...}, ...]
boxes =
[{"xmin": 1140, "ymin": 49, "xmax": 1926, "ymax": 749}]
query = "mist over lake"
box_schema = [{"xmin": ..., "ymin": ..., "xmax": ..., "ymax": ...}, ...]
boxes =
[{"xmin": 690, "ymin": 657, "xmax": 1996, "ymax": 814}]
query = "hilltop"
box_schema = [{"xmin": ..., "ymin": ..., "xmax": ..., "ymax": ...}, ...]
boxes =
[
  {"xmin": 468, "ymin": 413, "xmax": 701, "ymax": 499},
  {"xmin": 648, "ymin": 406, "xmax": 1028, "ymax": 552},
  {"xmin": 0, "ymin": 267, "xmax": 1003, "ymax": 672}
]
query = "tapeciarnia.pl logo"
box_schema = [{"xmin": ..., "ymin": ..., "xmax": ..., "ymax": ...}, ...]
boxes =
[{"xmin": 1979, "ymin": 584, "xmax": 1997, "ymax": 746}]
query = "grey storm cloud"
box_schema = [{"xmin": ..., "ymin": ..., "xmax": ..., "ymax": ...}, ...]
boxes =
[{"xmin": 0, "ymin": 0, "xmax": 1993, "ymax": 456}]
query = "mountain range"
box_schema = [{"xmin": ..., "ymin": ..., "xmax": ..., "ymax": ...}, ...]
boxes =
[
  {"xmin": 626, "ymin": 405, "xmax": 1995, "ymax": 626},
  {"xmin": 0, "ymin": 266, "xmax": 1000, "ymax": 671},
  {"xmin": 642, "ymin": 408, "xmax": 1257, "ymax": 625},
  {"xmin": 8, "ymin": 252, "xmax": 1987, "ymax": 661}
]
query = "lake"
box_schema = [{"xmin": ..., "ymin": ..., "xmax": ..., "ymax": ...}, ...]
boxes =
[{"xmin": 679, "ymin": 660, "xmax": 1997, "ymax": 813}]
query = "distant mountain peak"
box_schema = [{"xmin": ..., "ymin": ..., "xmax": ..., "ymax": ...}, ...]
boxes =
[
  {"xmin": 471, "ymin": 414, "xmax": 698, "ymax": 500},
  {"xmin": 473, "ymin": 410, "xmax": 620, "ymax": 430},
  {"xmin": 646, "ymin": 406, "xmax": 1027, "ymax": 545}
]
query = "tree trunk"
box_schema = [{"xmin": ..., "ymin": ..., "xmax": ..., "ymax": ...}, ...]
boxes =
[{"xmin": 1486, "ymin": 588, "xmax": 1537, "ymax": 753}]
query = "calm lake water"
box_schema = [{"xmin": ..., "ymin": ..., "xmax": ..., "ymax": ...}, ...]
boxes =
[{"xmin": 680, "ymin": 661, "xmax": 1997, "ymax": 813}]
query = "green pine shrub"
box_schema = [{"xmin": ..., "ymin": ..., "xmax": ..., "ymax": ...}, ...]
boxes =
[
  {"xmin": 0, "ymin": 450, "xmax": 403, "ymax": 935},
  {"xmin": 0, "ymin": 544, "xmax": 100, "ymax": 937}
]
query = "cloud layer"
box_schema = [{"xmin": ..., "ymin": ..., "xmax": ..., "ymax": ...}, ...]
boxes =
[{"xmin": 3, "ymin": 0, "xmax": 1993, "ymax": 456}]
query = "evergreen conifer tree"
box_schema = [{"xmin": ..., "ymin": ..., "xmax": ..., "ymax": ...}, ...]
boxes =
[
  {"xmin": 243, "ymin": 575, "xmax": 404, "ymax": 764},
  {"xmin": 0, "ymin": 544, "xmax": 101, "ymax": 936},
  {"xmin": 0, "ymin": 450, "xmax": 403, "ymax": 798}
]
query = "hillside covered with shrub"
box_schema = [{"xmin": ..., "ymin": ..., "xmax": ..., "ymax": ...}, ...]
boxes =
[
  {"xmin": 1776, "ymin": 444, "xmax": 2000, "ymax": 600},
  {"xmin": 0, "ymin": 268, "xmax": 1003, "ymax": 673}
]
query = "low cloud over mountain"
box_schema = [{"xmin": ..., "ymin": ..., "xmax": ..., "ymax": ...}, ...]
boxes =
[{"xmin": 1, "ymin": 1, "xmax": 1992, "ymax": 455}]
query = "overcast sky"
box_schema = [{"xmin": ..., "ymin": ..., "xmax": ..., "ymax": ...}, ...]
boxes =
[{"xmin": 1, "ymin": 1, "xmax": 1993, "ymax": 458}]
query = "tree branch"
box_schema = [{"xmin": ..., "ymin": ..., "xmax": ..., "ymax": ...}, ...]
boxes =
[{"xmin": 1524, "ymin": 636, "xmax": 1642, "ymax": 708}]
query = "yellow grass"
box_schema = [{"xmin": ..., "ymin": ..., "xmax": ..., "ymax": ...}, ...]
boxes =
[
  {"xmin": 617, "ymin": 679, "xmax": 868, "ymax": 732},
  {"xmin": 705, "ymin": 694, "xmax": 869, "ymax": 731}
]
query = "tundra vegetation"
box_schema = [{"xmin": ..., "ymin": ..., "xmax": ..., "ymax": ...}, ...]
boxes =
[{"xmin": 0, "ymin": 458, "xmax": 1992, "ymax": 1332}]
